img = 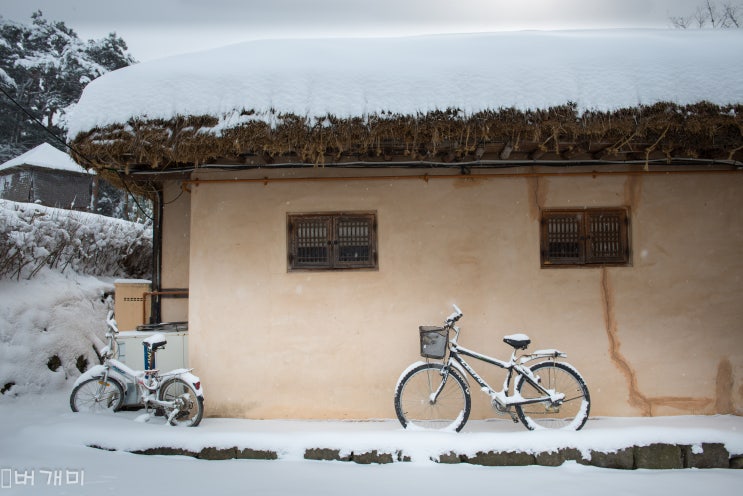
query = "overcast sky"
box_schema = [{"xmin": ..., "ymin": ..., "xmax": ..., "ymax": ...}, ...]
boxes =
[{"xmin": 2, "ymin": 0, "xmax": 710, "ymax": 61}]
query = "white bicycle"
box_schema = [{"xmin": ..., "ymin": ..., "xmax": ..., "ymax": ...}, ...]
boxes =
[
  {"xmin": 394, "ymin": 305, "xmax": 590, "ymax": 431},
  {"xmin": 70, "ymin": 312, "xmax": 205, "ymax": 426}
]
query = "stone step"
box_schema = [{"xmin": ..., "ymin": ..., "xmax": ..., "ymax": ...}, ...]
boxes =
[{"xmin": 92, "ymin": 442, "xmax": 743, "ymax": 469}]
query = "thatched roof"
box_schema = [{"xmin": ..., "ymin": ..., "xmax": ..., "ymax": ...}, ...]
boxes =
[
  {"xmin": 67, "ymin": 30, "xmax": 743, "ymax": 179},
  {"xmin": 70, "ymin": 102, "xmax": 742, "ymax": 169}
]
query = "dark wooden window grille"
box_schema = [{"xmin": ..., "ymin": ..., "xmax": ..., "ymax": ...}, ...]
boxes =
[
  {"xmin": 288, "ymin": 213, "xmax": 377, "ymax": 270},
  {"xmin": 541, "ymin": 208, "xmax": 630, "ymax": 267}
]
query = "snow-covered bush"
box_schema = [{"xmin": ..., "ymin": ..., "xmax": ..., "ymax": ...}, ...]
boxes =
[
  {"xmin": 0, "ymin": 199, "xmax": 153, "ymax": 396},
  {"xmin": 0, "ymin": 199, "xmax": 152, "ymax": 280},
  {"xmin": 0, "ymin": 269, "xmax": 113, "ymax": 396}
]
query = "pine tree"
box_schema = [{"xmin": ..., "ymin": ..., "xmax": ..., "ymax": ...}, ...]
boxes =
[{"xmin": 0, "ymin": 11, "xmax": 137, "ymax": 162}]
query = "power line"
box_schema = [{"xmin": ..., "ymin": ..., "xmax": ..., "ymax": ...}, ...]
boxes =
[{"xmin": 0, "ymin": 85, "xmax": 73, "ymax": 156}]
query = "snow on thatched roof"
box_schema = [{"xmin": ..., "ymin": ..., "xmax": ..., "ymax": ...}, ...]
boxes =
[
  {"xmin": 67, "ymin": 30, "xmax": 743, "ymax": 172},
  {"xmin": 0, "ymin": 143, "xmax": 91, "ymax": 174}
]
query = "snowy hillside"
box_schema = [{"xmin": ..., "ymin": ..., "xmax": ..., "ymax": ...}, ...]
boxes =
[{"xmin": 0, "ymin": 199, "xmax": 152, "ymax": 397}]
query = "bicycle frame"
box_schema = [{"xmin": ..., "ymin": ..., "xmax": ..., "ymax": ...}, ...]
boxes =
[
  {"xmin": 436, "ymin": 324, "xmax": 567, "ymax": 410},
  {"xmin": 102, "ymin": 356, "xmax": 189, "ymax": 413},
  {"xmin": 74, "ymin": 315, "xmax": 203, "ymax": 414}
]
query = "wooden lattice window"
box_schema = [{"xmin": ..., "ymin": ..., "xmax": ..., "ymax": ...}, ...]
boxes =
[
  {"xmin": 288, "ymin": 212, "xmax": 378, "ymax": 271},
  {"xmin": 540, "ymin": 208, "xmax": 630, "ymax": 267}
]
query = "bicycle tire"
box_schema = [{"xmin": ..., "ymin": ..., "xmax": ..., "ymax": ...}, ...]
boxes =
[
  {"xmin": 394, "ymin": 362, "xmax": 470, "ymax": 432},
  {"xmin": 158, "ymin": 378, "xmax": 204, "ymax": 427},
  {"xmin": 514, "ymin": 361, "xmax": 590, "ymax": 430},
  {"xmin": 70, "ymin": 377, "xmax": 124, "ymax": 413}
]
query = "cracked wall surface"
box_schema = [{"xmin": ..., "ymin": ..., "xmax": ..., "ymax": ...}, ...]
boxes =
[
  {"xmin": 600, "ymin": 267, "xmax": 718, "ymax": 416},
  {"xmin": 529, "ymin": 172, "xmax": 741, "ymax": 417}
]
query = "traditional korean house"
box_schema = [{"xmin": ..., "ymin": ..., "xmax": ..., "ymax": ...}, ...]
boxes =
[
  {"xmin": 67, "ymin": 30, "xmax": 743, "ymax": 420},
  {"xmin": 1, "ymin": 143, "xmax": 95, "ymax": 211}
]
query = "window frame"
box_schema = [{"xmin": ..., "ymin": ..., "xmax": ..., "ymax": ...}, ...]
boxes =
[
  {"xmin": 540, "ymin": 207, "xmax": 631, "ymax": 268},
  {"xmin": 287, "ymin": 211, "xmax": 378, "ymax": 271}
]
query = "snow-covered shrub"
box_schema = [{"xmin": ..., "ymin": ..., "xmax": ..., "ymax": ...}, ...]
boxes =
[
  {"xmin": 0, "ymin": 199, "xmax": 153, "ymax": 396},
  {"xmin": 0, "ymin": 199, "xmax": 152, "ymax": 280},
  {"xmin": 0, "ymin": 269, "xmax": 113, "ymax": 396}
]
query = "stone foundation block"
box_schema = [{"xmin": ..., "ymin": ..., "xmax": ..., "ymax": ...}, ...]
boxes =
[
  {"xmin": 436, "ymin": 451, "xmax": 464, "ymax": 464},
  {"xmin": 582, "ymin": 448, "xmax": 634, "ymax": 470},
  {"xmin": 683, "ymin": 443, "xmax": 729, "ymax": 468},
  {"xmin": 535, "ymin": 448, "xmax": 584, "ymax": 467},
  {"xmin": 634, "ymin": 444, "xmax": 683, "ymax": 469},
  {"xmin": 304, "ymin": 448, "xmax": 351, "ymax": 462},
  {"xmin": 351, "ymin": 450, "xmax": 395, "ymax": 464},
  {"xmin": 198, "ymin": 446, "xmax": 236, "ymax": 460},
  {"xmin": 236, "ymin": 448, "xmax": 278, "ymax": 460},
  {"xmin": 464, "ymin": 450, "xmax": 536, "ymax": 467},
  {"xmin": 132, "ymin": 446, "xmax": 198, "ymax": 457}
]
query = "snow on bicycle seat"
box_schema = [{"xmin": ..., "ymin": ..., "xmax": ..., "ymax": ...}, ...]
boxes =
[
  {"xmin": 143, "ymin": 333, "xmax": 167, "ymax": 352},
  {"xmin": 503, "ymin": 333, "xmax": 531, "ymax": 350}
]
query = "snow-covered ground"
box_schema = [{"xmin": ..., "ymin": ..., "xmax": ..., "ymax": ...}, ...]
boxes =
[
  {"xmin": 2, "ymin": 201, "xmax": 742, "ymax": 494},
  {"xmin": 1, "ymin": 391, "xmax": 742, "ymax": 495}
]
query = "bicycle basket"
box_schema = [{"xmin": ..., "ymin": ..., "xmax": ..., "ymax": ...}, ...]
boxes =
[{"xmin": 419, "ymin": 326, "xmax": 448, "ymax": 359}]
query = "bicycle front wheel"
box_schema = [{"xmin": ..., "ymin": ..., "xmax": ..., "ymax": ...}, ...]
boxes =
[
  {"xmin": 70, "ymin": 377, "xmax": 124, "ymax": 413},
  {"xmin": 394, "ymin": 362, "xmax": 470, "ymax": 432},
  {"xmin": 159, "ymin": 378, "xmax": 204, "ymax": 427},
  {"xmin": 515, "ymin": 361, "xmax": 590, "ymax": 430}
]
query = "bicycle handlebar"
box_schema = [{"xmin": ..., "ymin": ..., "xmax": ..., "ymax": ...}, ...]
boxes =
[
  {"xmin": 446, "ymin": 304, "xmax": 463, "ymax": 325},
  {"xmin": 106, "ymin": 310, "xmax": 119, "ymax": 334}
]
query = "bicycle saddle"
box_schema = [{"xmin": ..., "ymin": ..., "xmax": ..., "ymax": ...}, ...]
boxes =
[
  {"xmin": 503, "ymin": 333, "xmax": 530, "ymax": 350},
  {"xmin": 143, "ymin": 333, "xmax": 167, "ymax": 352}
]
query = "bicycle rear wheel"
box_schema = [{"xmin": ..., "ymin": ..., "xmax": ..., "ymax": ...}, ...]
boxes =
[
  {"xmin": 158, "ymin": 378, "xmax": 204, "ymax": 427},
  {"xmin": 394, "ymin": 362, "xmax": 470, "ymax": 432},
  {"xmin": 515, "ymin": 361, "xmax": 590, "ymax": 430}
]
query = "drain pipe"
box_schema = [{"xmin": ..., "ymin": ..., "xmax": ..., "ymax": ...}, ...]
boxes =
[{"xmin": 150, "ymin": 188, "xmax": 164, "ymax": 324}]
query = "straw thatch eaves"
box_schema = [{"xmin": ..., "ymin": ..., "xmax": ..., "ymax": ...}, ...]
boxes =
[{"xmin": 70, "ymin": 101, "xmax": 743, "ymax": 182}]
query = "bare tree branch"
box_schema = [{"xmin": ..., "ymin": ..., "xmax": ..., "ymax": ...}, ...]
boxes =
[
  {"xmin": 670, "ymin": 0, "xmax": 742, "ymax": 28},
  {"xmin": 706, "ymin": 0, "xmax": 719, "ymax": 27},
  {"xmin": 694, "ymin": 5, "xmax": 710, "ymax": 27},
  {"xmin": 669, "ymin": 15, "xmax": 692, "ymax": 28},
  {"xmin": 722, "ymin": 1, "xmax": 742, "ymax": 26}
]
